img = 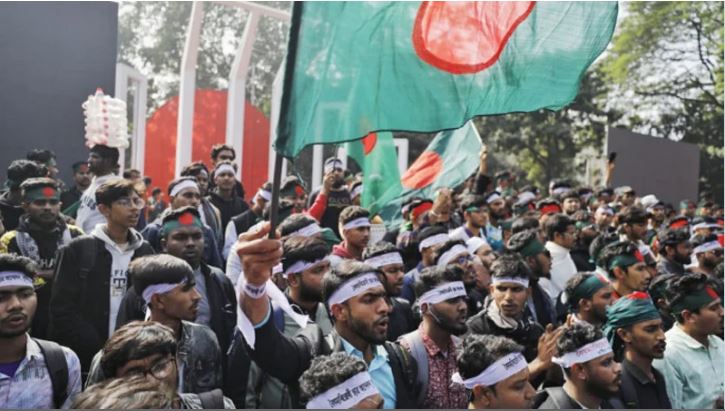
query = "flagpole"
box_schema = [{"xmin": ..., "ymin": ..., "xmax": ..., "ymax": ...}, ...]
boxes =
[{"xmin": 268, "ymin": 153, "xmax": 283, "ymax": 238}]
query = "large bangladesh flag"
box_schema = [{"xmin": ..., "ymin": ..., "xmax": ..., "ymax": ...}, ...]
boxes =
[{"xmin": 275, "ymin": 1, "xmax": 618, "ymax": 158}]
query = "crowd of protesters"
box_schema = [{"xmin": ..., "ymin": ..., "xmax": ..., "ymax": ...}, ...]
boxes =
[{"xmin": 0, "ymin": 142, "xmax": 722, "ymax": 409}]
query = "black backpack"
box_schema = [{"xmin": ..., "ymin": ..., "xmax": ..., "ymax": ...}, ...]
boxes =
[{"xmin": 35, "ymin": 338, "xmax": 69, "ymax": 408}]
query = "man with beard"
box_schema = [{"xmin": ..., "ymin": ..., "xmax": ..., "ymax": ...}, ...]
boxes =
[
  {"xmin": 454, "ymin": 334, "xmax": 536, "ymax": 409},
  {"xmin": 400, "ymin": 225, "xmax": 448, "ymax": 304},
  {"xmin": 558, "ymin": 190, "xmax": 581, "ymax": 217},
  {"xmin": 640, "ymin": 195, "xmax": 666, "ymax": 245},
  {"xmin": 603, "ymin": 292, "xmax": 671, "ymax": 409},
  {"xmin": 399, "ymin": 265, "xmax": 469, "ymax": 408},
  {"xmin": 594, "ymin": 206, "xmax": 615, "ymax": 233},
  {"xmin": 308, "ymin": 158, "xmax": 352, "ymax": 238},
  {"xmin": 506, "ymin": 229, "xmax": 557, "ymax": 327},
  {"xmin": 235, "ymin": 229, "xmax": 421, "ymax": 409},
  {"xmin": 50, "ymin": 179, "xmax": 154, "ymax": 373},
  {"xmin": 76, "ymin": 145, "xmax": 122, "ymax": 233},
  {"xmin": 466, "ymin": 254, "xmax": 562, "ymax": 383},
  {"xmin": 223, "ymin": 182, "xmax": 271, "ymax": 260},
  {"xmin": 0, "ymin": 178, "xmax": 84, "ymax": 339},
  {"xmin": 180, "ymin": 162, "xmax": 223, "ymax": 245},
  {"xmin": 207, "ymin": 161, "xmax": 248, "ymax": 232},
  {"xmin": 617, "ymin": 206, "xmax": 657, "ymax": 270},
  {"xmin": 86, "ymin": 256, "xmax": 223, "ymax": 394},
  {"xmin": 0, "ymin": 160, "xmax": 48, "ymax": 232},
  {"xmin": 656, "ymin": 228, "xmax": 692, "ymax": 276},
  {"xmin": 434, "ymin": 240, "xmax": 486, "ymax": 315},
  {"xmin": 690, "ymin": 234, "xmax": 724, "ymax": 278},
  {"xmin": 544, "ymin": 214, "xmax": 578, "ymax": 297},
  {"xmin": 450, "ymin": 194, "xmax": 489, "ymax": 243},
  {"xmin": 330, "ymin": 206, "xmax": 371, "ymax": 267},
  {"xmin": 614, "ymin": 186, "xmax": 636, "ymax": 210},
  {"xmin": 561, "ymin": 273, "xmax": 613, "ymax": 329},
  {"xmin": 363, "ymin": 242, "xmax": 415, "ymax": 341},
  {"xmin": 653, "ymin": 273, "xmax": 724, "ymax": 409},
  {"xmin": 484, "ymin": 191, "xmax": 507, "ymax": 252},
  {"xmin": 60, "ymin": 161, "xmax": 92, "ymax": 218},
  {"xmin": 0, "ymin": 254, "xmax": 82, "ymax": 409},
  {"xmin": 598, "ymin": 241, "xmax": 653, "ymax": 300},
  {"xmin": 534, "ymin": 323, "xmax": 623, "ymax": 409}
]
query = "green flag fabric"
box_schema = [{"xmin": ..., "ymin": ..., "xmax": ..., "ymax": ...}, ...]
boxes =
[
  {"xmin": 275, "ymin": 1, "xmax": 618, "ymax": 158},
  {"xmin": 346, "ymin": 131, "xmax": 402, "ymax": 215}
]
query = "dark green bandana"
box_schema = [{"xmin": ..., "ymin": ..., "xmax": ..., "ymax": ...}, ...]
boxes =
[
  {"xmin": 161, "ymin": 212, "xmax": 203, "ymax": 236},
  {"xmin": 603, "ymin": 291, "xmax": 661, "ymax": 353},
  {"xmin": 24, "ymin": 186, "xmax": 60, "ymax": 201},
  {"xmin": 670, "ymin": 286, "xmax": 720, "ymax": 315},
  {"xmin": 569, "ymin": 274, "xmax": 609, "ymax": 310},
  {"xmin": 520, "ymin": 239, "xmax": 546, "ymax": 258}
]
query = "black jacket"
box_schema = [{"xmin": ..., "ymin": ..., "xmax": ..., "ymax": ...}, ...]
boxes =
[
  {"xmin": 115, "ymin": 262, "xmax": 237, "ymax": 354},
  {"xmin": 534, "ymin": 387, "xmax": 624, "ymax": 409},
  {"xmin": 48, "ymin": 235, "xmax": 154, "ymax": 371},
  {"xmin": 466, "ymin": 303, "xmax": 544, "ymax": 362},
  {"xmin": 387, "ymin": 297, "xmax": 418, "ymax": 341},
  {"xmin": 247, "ymin": 317, "xmax": 420, "ymax": 408},
  {"xmin": 207, "ymin": 192, "xmax": 248, "ymax": 234}
]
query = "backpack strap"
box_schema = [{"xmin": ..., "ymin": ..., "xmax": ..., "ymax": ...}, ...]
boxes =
[
  {"xmin": 383, "ymin": 342, "xmax": 419, "ymax": 407},
  {"xmin": 76, "ymin": 238, "xmax": 98, "ymax": 305},
  {"xmin": 197, "ymin": 389, "xmax": 225, "ymax": 409},
  {"xmin": 34, "ymin": 338, "xmax": 69, "ymax": 409},
  {"xmin": 399, "ymin": 330, "xmax": 428, "ymax": 405}
]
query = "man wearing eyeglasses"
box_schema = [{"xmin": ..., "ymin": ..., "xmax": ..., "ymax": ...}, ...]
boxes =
[{"xmin": 50, "ymin": 179, "xmax": 154, "ymax": 374}]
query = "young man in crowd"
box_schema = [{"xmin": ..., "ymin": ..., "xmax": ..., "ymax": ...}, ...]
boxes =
[
  {"xmin": 0, "ymin": 159, "xmax": 47, "ymax": 231},
  {"xmin": 598, "ymin": 240, "xmax": 653, "ymax": 299},
  {"xmin": 363, "ymin": 242, "xmax": 415, "ymax": 341},
  {"xmin": 653, "ymin": 273, "xmax": 724, "ymax": 409},
  {"xmin": 84, "ymin": 320, "xmax": 234, "ymax": 408},
  {"xmin": 561, "ymin": 272, "xmax": 613, "ymax": 329},
  {"xmin": 236, "ymin": 225, "xmax": 420, "ymax": 408},
  {"xmin": 76, "ymin": 145, "xmax": 121, "ymax": 233},
  {"xmin": 299, "ymin": 353, "xmax": 383, "ymax": 409},
  {"xmin": 50, "ymin": 179, "xmax": 154, "ymax": 372},
  {"xmin": 640, "ymin": 194, "xmax": 666, "ymax": 244},
  {"xmin": 0, "ymin": 178, "xmax": 84, "ymax": 338},
  {"xmin": 534, "ymin": 323, "xmax": 623, "ymax": 409},
  {"xmin": 689, "ymin": 233, "xmax": 723, "ymax": 278},
  {"xmin": 330, "ymin": 206, "xmax": 371, "ymax": 267},
  {"xmin": 0, "ymin": 254, "xmax": 82, "ymax": 409},
  {"xmin": 449, "ymin": 194, "xmax": 489, "ymax": 242},
  {"xmin": 308, "ymin": 158, "xmax": 352, "ymax": 237},
  {"xmin": 453, "ymin": 334, "xmax": 536, "ymax": 409},
  {"xmin": 483, "ymin": 191, "xmax": 507, "ymax": 252},
  {"xmin": 603, "ymin": 292, "xmax": 671, "ymax": 409},
  {"xmin": 506, "ymin": 229, "xmax": 557, "ymax": 326},
  {"xmin": 544, "ymin": 214, "xmax": 578, "ymax": 296},
  {"xmin": 60, "ymin": 161, "xmax": 92, "ymax": 218},
  {"xmin": 142, "ymin": 177, "xmax": 223, "ymax": 269},
  {"xmin": 399, "ymin": 265, "xmax": 469, "ymax": 409},
  {"xmin": 223, "ymin": 182, "xmax": 271, "ymax": 260},
  {"xmin": 617, "ymin": 206, "xmax": 657, "ymax": 268},
  {"xmin": 280, "ymin": 176, "xmax": 308, "ymax": 215},
  {"xmin": 593, "ymin": 205, "xmax": 615, "ymax": 233},
  {"xmin": 400, "ymin": 225, "xmax": 448, "ymax": 304},
  {"xmin": 433, "ymin": 239, "xmax": 486, "ymax": 315},
  {"xmin": 559, "ymin": 190, "xmax": 581, "ymax": 216},
  {"xmin": 180, "ymin": 162, "xmax": 223, "ymax": 244},
  {"xmin": 207, "ymin": 160, "xmax": 248, "ymax": 233},
  {"xmin": 656, "ymin": 227, "xmax": 692, "ymax": 276},
  {"xmin": 210, "ymin": 144, "xmax": 245, "ymax": 201},
  {"xmin": 87, "ymin": 255, "xmax": 224, "ymax": 394}
]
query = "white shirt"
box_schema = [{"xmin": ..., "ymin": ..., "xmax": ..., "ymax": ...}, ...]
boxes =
[
  {"xmin": 545, "ymin": 241, "xmax": 578, "ymax": 292},
  {"xmin": 76, "ymin": 174, "xmax": 120, "ymax": 233}
]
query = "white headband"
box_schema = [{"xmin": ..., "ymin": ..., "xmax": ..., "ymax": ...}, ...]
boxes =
[
  {"xmin": 324, "ymin": 160, "xmax": 344, "ymax": 174},
  {"xmin": 214, "ymin": 164, "xmax": 236, "ymax": 177},
  {"xmin": 466, "ymin": 237, "xmax": 489, "ymax": 255},
  {"xmin": 351, "ymin": 184, "xmax": 363, "ymax": 199},
  {"xmin": 343, "ymin": 217, "xmax": 370, "ymax": 230},
  {"xmin": 596, "ymin": 206, "xmax": 614, "ymax": 216},
  {"xmin": 693, "ymin": 222, "xmax": 721, "ymax": 231},
  {"xmin": 452, "ymin": 352, "xmax": 528, "ymax": 389},
  {"xmin": 306, "ymin": 371, "xmax": 379, "ymax": 409},
  {"xmin": 694, "ymin": 241, "xmax": 722, "ymax": 255},
  {"xmin": 552, "ymin": 337, "xmax": 612, "ymax": 368},
  {"xmin": 0, "ymin": 271, "xmax": 34, "ymax": 289},
  {"xmin": 364, "ymin": 252, "xmax": 403, "ymax": 269},
  {"xmin": 292, "ymin": 222, "xmax": 322, "ymax": 237},
  {"xmin": 327, "ymin": 273, "xmax": 383, "ymax": 307},
  {"xmin": 486, "ymin": 192, "xmax": 502, "ymax": 204},
  {"xmin": 170, "ymin": 179, "xmax": 199, "ymax": 197},
  {"xmin": 419, "ymin": 233, "xmax": 449, "ymax": 251},
  {"xmin": 437, "ymin": 244, "xmax": 468, "ymax": 268},
  {"xmin": 256, "ymin": 189, "xmax": 272, "ymax": 202},
  {"xmin": 284, "ymin": 257, "xmax": 327, "ymax": 276},
  {"xmin": 491, "ymin": 276, "xmax": 530, "ymax": 288},
  {"xmin": 552, "ymin": 187, "xmax": 571, "ymax": 196},
  {"xmin": 516, "ymin": 191, "xmax": 536, "ymax": 206},
  {"xmin": 141, "ymin": 281, "xmax": 186, "ymax": 304},
  {"xmin": 418, "ymin": 281, "xmax": 467, "ymax": 305}
]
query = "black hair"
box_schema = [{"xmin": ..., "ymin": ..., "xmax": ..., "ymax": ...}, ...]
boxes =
[
  {"xmin": 26, "ymin": 149, "xmax": 56, "ymax": 165},
  {"xmin": 618, "ymin": 206, "xmax": 648, "ymax": 226},
  {"xmin": 339, "ymin": 206, "xmax": 370, "ymax": 226},
  {"xmin": 282, "ymin": 235, "xmax": 331, "ymax": 272},
  {"xmin": 280, "ymin": 175, "xmax": 304, "ymax": 194},
  {"xmin": 6, "ymin": 159, "xmax": 47, "ymax": 190},
  {"xmin": 90, "ymin": 144, "xmax": 120, "ymax": 163},
  {"xmin": 589, "ymin": 232, "xmax": 619, "ymax": 267},
  {"xmin": 321, "ymin": 260, "xmax": 382, "ymax": 303},
  {"xmin": 210, "ymin": 144, "xmax": 235, "ymax": 161},
  {"xmin": 95, "ymin": 179, "xmax": 142, "ymax": 207},
  {"xmin": 658, "ymin": 227, "xmax": 690, "ymax": 247},
  {"xmin": 506, "ymin": 229, "xmax": 539, "ymax": 254},
  {"xmin": 212, "ymin": 160, "xmax": 238, "ymax": 176},
  {"xmin": 122, "ymin": 169, "xmax": 141, "ymax": 180},
  {"xmin": 665, "ymin": 272, "xmax": 711, "ymax": 323},
  {"xmin": 543, "ymin": 214, "xmax": 574, "ymax": 241},
  {"xmin": 72, "ymin": 376, "xmax": 175, "ymax": 409},
  {"xmin": 557, "ymin": 189, "xmax": 581, "ymax": 202},
  {"xmin": 20, "ymin": 177, "xmax": 58, "ymax": 195},
  {"xmin": 279, "ymin": 213, "xmax": 319, "ymax": 237},
  {"xmin": 129, "ymin": 255, "xmax": 194, "ymax": 298},
  {"xmin": 151, "ymin": 187, "xmax": 162, "ymax": 196},
  {"xmin": 556, "ymin": 322, "xmax": 603, "ymax": 374},
  {"xmin": 598, "ymin": 240, "xmax": 639, "ymax": 279},
  {"xmin": 167, "ymin": 176, "xmax": 198, "ymax": 196},
  {"xmin": 414, "ymin": 265, "xmax": 465, "ymax": 298},
  {"xmin": 459, "ymin": 194, "xmax": 487, "ymax": 215},
  {"xmin": 0, "ymin": 254, "xmax": 37, "ymax": 279},
  {"xmin": 72, "ymin": 161, "xmax": 88, "ymax": 173},
  {"xmin": 180, "ymin": 161, "xmax": 209, "ymax": 177},
  {"xmin": 456, "ymin": 334, "xmax": 524, "ymax": 390},
  {"xmin": 490, "ymin": 253, "xmax": 531, "ymax": 281},
  {"xmin": 262, "ymin": 198, "xmax": 294, "ymax": 222},
  {"xmin": 511, "ymin": 216, "xmax": 539, "ymax": 234},
  {"xmin": 564, "ymin": 272, "xmax": 597, "ymax": 311},
  {"xmin": 433, "ymin": 239, "xmax": 467, "ymax": 266},
  {"xmin": 418, "ymin": 225, "xmax": 448, "ymax": 243},
  {"xmin": 362, "ymin": 241, "xmax": 399, "ymax": 260},
  {"xmin": 99, "ymin": 321, "xmax": 177, "ymax": 379},
  {"xmin": 648, "ymin": 272, "xmax": 676, "ymax": 304},
  {"xmin": 299, "ymin": 353, "xmax": 368, "ymax": 403}
]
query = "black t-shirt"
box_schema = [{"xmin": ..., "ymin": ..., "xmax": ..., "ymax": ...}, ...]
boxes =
[{"xmin": 308, "ymin": 188, "xmax": 352, "ymax": 238}]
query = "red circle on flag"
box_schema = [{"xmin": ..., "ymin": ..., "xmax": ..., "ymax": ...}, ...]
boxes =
[
  {"xmin": 401, "ymin": 151, "xmax": 443, "ymax": 190},
  {"xmin": 412, "ymin": 1, "xmax": 536, "ymax": 74},
  {"xmin": 178, "ymin": 212, "xmax": 194, "ymax": 225},
  {"xmin": 362, "ymin": 133, "xmax": 377, "ymax": 155},
  {"xmin": 42, "ymin": 187, "xmax": 56, "ymax": 198}
]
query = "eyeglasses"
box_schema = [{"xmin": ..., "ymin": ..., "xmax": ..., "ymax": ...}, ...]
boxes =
[
  {"xmin": 115, "ymin": 197, "xmax": 146, "ymax": 209},
  {"xmin": 452, "ymin": 255, "xmax": 473, "ymax": 265}
]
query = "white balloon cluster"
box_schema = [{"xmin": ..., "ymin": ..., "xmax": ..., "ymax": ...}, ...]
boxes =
[{"xmin": 82, "ymin": 88, "xmax": 129, "ymax": 149}]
